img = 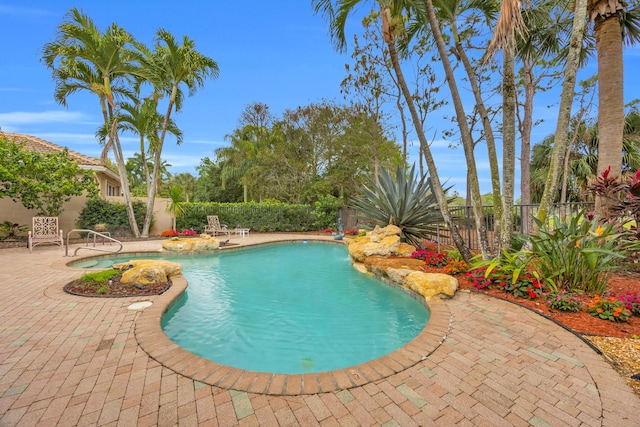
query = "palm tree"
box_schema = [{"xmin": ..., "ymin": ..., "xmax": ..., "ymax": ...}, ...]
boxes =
[
  {"xmin": 530, "ymin": 110, "xmax": 640, "ymax": 203},
  {"xmin": 313, "ymin": 0, "xmax": 475, "ymax": 261},
  {"xmin": 42, "ymin": 8, "xmax": 142, "ymax": 236},
  {"xmin": 166, "ymin": 185, "xmax": 186, "ymax": 231},
  {"xmin": 137, "ymin": 29, "xmax": 219, "ymax": 236},
  {"xmin": 589, "ymin": 0, "xmax": 634, "ymax": 216},
  {"xmin": 115, "ymin": 99, "xmax": 183, "ymax": 193},
  {"xmin": 216, "ymin": 125, "xmax": 272, "ymax": 202}
]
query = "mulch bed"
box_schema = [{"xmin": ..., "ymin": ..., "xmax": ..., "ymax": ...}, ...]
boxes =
[{"xmin": 64, "ymin": 273, "xmax": 170, "ymax": 298}]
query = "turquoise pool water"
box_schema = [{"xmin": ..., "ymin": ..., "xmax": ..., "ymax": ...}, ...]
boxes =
[{"xmin": 72, "ymin": 242, "xmax": 430, "ymax": 374}]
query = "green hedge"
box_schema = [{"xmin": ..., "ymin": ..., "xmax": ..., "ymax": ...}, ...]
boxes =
[
  {"xmin": 177, "ymin": 202, "xmax": 317, "ymax": 233},
  {"xmin": 76, "ymin": 198, "xmax": 148, "ymax": 237}
]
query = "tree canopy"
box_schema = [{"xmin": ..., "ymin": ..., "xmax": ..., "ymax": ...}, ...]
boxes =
[{"xmin": 0, "ymin": 135, "xmax": 98, "ymax": 216}]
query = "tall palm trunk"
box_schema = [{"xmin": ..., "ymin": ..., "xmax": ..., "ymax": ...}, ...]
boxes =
[
  {"xmin": 423, "ymin": 0, "xmax": 491, "ymax": 256},
  {"xmin": 104, "ymin": 79, "xmax": 140, "ymax": 237},
  {"xmin": 594, "ymin": 5, "xmax": 624, "ymax": 217},
  {"xmin": 452, "ymin": 22, "xmax": 503, "ymax": 251},
  {"xmin": 380, "ymin": 7, "xmax": 473, "ymax": 261},
  {"xmin": 501, "ymin": 37, "xmax": 516, "ymax": 249},
  {"xmin": 143, "ymin": 86, "xmax": 177, "ymax": 237},
  {"xmin": 536, "ymin": 0, "xmax": 588, "ymax": 227},
  {"xmin": 519, "ymin": 59, "xmax": 534, "ymax": 233}
]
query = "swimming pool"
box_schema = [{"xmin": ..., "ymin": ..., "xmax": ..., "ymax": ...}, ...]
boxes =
[{"xmin": 73, "ymin": 242, "xmax": 430, "ymax": 374}]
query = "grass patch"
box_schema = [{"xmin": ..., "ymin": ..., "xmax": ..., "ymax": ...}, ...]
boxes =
[{"xmin": 80, "ymin": 269, "xmax": 119, "ymax": 284}]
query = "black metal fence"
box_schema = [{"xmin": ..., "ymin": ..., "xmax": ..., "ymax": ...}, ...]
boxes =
[{"xmin": 341, "ymin": 202, "xmax": 595, "ymax": 251}]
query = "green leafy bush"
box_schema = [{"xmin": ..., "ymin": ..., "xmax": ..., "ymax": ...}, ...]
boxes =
[
  {"xmin": 529, "ymin": 212, "xmax": 637, "ymax": 294},
  {"xmin": 0, "ymin": 221, "xmax": 28, "ymax": 240},
  {"xmin": 311, "ymin": 195, "xmax": 345, "ymax": 229},
  {"xmin": 470, "ymin": 250, "xmax": 542, "ymax": 299},
  {"xmin": 77, "ymin": 198, "xmax": 147, "ymax": 237},
  {"xmin": 177, "ymin": 201, "xmax": 316, "ymax": 233}
]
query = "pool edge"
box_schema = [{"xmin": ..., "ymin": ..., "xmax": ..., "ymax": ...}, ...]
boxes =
[{"xmin": 135, "ymin": 275, "xmax": 452, "ymax": 396}]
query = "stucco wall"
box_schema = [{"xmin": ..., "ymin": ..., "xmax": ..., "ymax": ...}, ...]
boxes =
[{"xmin": 1, "ymin": 196, "xmax": 172, "ymax": 238}]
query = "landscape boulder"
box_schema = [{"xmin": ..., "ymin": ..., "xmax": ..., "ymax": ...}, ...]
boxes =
[
  {"xmin": 404, "ymin": 272, "xmax": 458, "ymax": 302},
  {"xmin": 112, "ymin": 260, "xmax": 183, "ymax": 285},
  {"xmin": 345, "ymin": 225, "xmax": 416, "ymax": 262},
  {"xmin": 162, "ymin": 234, "xmax": 220, "ymax": 252}
]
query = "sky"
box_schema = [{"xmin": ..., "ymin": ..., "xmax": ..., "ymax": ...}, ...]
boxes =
[{"xmin": 1, "ymin": 1, "xmax": 639, "ymax": 198}]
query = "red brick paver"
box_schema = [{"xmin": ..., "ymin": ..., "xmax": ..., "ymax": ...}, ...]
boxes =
[{"xmin": 1, "ymin": 234, "xmax": 638, "ymax": 426}]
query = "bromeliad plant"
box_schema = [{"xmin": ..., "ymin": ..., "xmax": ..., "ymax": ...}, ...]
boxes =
[
  {"xmin": 529, "ymin": 212, "xmax": 637, "ymax": 295},
  {"xmin": 351, "ymin": 165, "xmax": 448, "ymax": 247}
]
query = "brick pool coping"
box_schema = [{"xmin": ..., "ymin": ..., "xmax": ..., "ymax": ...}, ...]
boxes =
[
  {"xmin": 135, "ymin": 276, "xmax": 450, "ymax": 395},
  {"xmin": 128, "ymin": 241, "xmax": 452, "ymax": 395}
]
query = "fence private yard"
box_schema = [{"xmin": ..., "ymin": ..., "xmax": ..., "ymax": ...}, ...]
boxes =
[{"xmin": 341, "ymin": 202, "xmax": 595, "ymax": 252}]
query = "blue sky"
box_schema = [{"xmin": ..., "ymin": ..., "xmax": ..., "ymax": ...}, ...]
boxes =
[{"xmin": 1, "ymin": 1, "xmax": 639, "ymax": 198}]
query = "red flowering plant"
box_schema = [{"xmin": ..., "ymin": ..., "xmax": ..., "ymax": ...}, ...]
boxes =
[
  {"xmin": 588, "ymin": 295, "xmax": 631, "ymax": 322},
  {"xmin": 494, "ymin": 271, "xmax": 544, "ymax": 299},
  {"xmin": 466, "ymin": 267, "xmax": 493, "ymax": 290},
  {"xmin": 161, "ymin": 229, "xmax": 179, "ymax": 237},
  {"xmin": 179, "ymin": 229, "xmax": 197, "ymax": 236},
  {"xmin": 619, "ymin": 292, "xmax": 640, "ymax": 316},
  {"xmin": 469, "ymin": 249, "xmax": 543, "ymax": 299},
  {"xmin": 412, "ymin": 250, "xmax": 450, "ymax": 267}
]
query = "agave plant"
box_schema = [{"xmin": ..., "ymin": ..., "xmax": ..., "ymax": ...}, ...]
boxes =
[{"xmin": 351, "ymin": 165, "xmax": 447, "ymax": 246}]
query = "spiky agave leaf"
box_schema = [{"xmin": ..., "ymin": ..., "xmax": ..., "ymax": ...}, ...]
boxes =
[{"xmin": 352, "ymin": 165, "xmax": 448, "ymax": 246}]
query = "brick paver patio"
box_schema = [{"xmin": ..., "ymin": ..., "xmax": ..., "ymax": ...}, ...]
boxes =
[{"xmin": 1, "ymin": 234, "xmax": 638, "ymax": 426}]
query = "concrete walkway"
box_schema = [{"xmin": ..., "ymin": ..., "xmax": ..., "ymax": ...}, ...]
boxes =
[{"xmin": 0, "ymin": 234, "xmax": 637, "ymax": 426}]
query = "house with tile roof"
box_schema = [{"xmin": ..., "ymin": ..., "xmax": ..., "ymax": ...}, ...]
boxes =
[
  {"xmin": 2, "ymin": 132, "xmax": 122, "ymax": 197},
  {"xmin": 0, "ymin": 132, "xmax": 125, "ymax": 236}
]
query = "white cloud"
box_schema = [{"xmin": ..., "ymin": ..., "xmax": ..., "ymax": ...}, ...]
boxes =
[{"xmin": 0, "ymin": 110, "xmax": 93, "ymax": 125}]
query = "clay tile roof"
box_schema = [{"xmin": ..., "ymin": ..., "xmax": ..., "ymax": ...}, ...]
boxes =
[{"xmin": 1, "ymin": 132, "xmax": 102, "ymax": 166}]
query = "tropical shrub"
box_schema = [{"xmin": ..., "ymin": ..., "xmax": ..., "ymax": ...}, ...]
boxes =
[
  {"xmin": 588, "ymin": 296, "xmax": 631, "ymax": 322},
  {"xmin": 0, "ymin": 221, "xmax": 28, "ymax": 240},
  {"xmin": 470, "ymin": 250, "xmax": 541, "ymax": 299},
  {"xmin": 546, "ymin": 291, "xmax": 582, "ymax": 312},
  {"xmin": 351, "ymin": 165, "xmax": 448, "ymax": 247},
  {"xmin": 311, "ymin": 194, "xmax": 345, "ymax": 229},
  {"xmin": 529, "ymin": 212, "xmax": 636, "ymax": 294},
  {"xmin": 77, "ymin": 198, "xmax": 148, "ymax": 237}
]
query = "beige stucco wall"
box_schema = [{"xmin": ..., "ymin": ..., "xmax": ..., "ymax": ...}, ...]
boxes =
[{"xmin": 0, "ymin": 196, "xmax": 172, "ymax": 238}]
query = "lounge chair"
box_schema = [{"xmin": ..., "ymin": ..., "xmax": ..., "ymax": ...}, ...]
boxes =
[
  {"xmin": 204, "ymin": 215, "xmax": 232, "ymax": 237},
  {"xmin": 28, "ymin": 217, "xmax": 64, "ymax": 252}
]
